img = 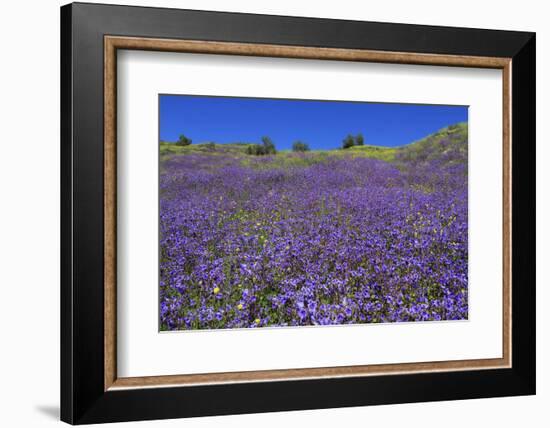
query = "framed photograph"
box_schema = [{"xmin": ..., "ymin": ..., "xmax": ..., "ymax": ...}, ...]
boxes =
[{"xmin": 61, "ymin": 2, "xmax": 535, "ymax": 424}]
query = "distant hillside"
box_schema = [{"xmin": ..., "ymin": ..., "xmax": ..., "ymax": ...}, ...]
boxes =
[
  {"xmin": 160, "ymin": 123, "xmax": 468, "ymax": 165},
  {"xmin": 160, "ymin": 141, "xmax": 254, "ymax": 156},
  {"xmin": 395, "ymin": 122, "xmax": 468, "ymax": 165}
]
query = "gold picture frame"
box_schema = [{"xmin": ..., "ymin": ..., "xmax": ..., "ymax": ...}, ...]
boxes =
[{"xmin": 103, "ymin": 36, "xmax": 512, "ymax": 391}]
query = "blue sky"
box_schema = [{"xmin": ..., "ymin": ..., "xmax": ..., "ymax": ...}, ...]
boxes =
[{"xmin": 159, "ymin": 94, "xmax": 468, "ymax": 150}]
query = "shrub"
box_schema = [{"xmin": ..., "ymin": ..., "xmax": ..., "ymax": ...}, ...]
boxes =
[
  {"xmin": 246, "ymin": 144, "xmax": 267, "ymax": 155},
  {"xmin": 342, "ymin": 135, "xmax": 355, "ymax": 149},
  {"xmin": 176, "ymin": 134, "xmax": 192, "ymax": 146},
  {"xmin": 261, "ymin": 136, "xmax": 277, "ymax": 155},
  {"xmin": 342, "ymin": 133, "xmax": 365, "ymax": 149},
  {"xmin": 292, "ymin": 141, "xmax": 310, "ymax": 152},
  {"xmin": 246, "ymin": 137, "xmax": 277, "ymax": 156}
]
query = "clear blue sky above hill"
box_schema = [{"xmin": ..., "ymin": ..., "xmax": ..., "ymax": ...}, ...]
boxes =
[{"xmin": 160, "ymin": 94, "xmax": 468, "ymax": 150}]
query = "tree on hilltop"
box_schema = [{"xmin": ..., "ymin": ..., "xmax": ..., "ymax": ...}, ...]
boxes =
[
  {"xmin": 342, "ymin": 133, "xmax": 365, "ymax": 149},
  {"xmin": 176, "ymin": 134, "xmax": 192, "ymax": 146},
  {"xmin": 261, "ymin": 136, "xmax": 277, "ymax": 155},
  {"xmin": 292, "ymin": 141, "xmax": 310, "ymax": 152},
  {"xmin": 342, "ymin": 134, "xmax": 355, "ymax": 149}
]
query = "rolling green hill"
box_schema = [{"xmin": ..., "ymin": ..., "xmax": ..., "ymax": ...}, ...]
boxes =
[
  {"xmin": 160, "ymin": 122, "xmax": 468, "ymax": 166},
  {"xmin": 160, "ymin": 141, "xmax": 251, "ymax": 157},
  {"xmin": 396, "ymin": 122, "xmax": 468, "ymax": 164}
]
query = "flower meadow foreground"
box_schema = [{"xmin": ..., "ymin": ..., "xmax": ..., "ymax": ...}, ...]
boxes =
[{"xmin": 159, "ymin": 124, "xmax": 468, "ymax": 330}]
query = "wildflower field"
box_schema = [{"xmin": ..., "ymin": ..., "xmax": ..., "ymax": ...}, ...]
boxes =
[{"xmin": 160, "ymin": 123, "xmax": 468, "ymax": 330}]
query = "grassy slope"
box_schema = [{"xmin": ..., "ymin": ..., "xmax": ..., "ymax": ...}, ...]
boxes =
[
  {"xmin": 344, "ymin": 145, "xmax": 398, "ymax": 161},
  {"xmin": 160, "ymin": 122, "xmax": 467, "ymax": 164},
  {"xmin": 396, "ymin": 122, "xmax": 468, "ymax": 163},
  {"xmin": 344, "ymin": 122, "xmax": 467, "ymax": 162},
  {"xmin": 160, "ymin": 142, "xmax": 249, "ymax": 156}
]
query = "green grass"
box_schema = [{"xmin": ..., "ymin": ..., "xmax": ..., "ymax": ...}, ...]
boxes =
[
  {"xmin": 244, "ymin": 151, "xmax": 333, "ymax": 169},
  {"xmin": 395, "ymin": 122, "xmax": 468, "ymax": 163},
  {"xmin": 342, "ymin": 145, "xmax": 398, "ymax": 161},
  {"xmin": 160, "ymin": 142, "xmax": 253, "ymax": 158},
  {"xmin": 160, "ymin": 122, "xmax": 467, "ymax": 166}
]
